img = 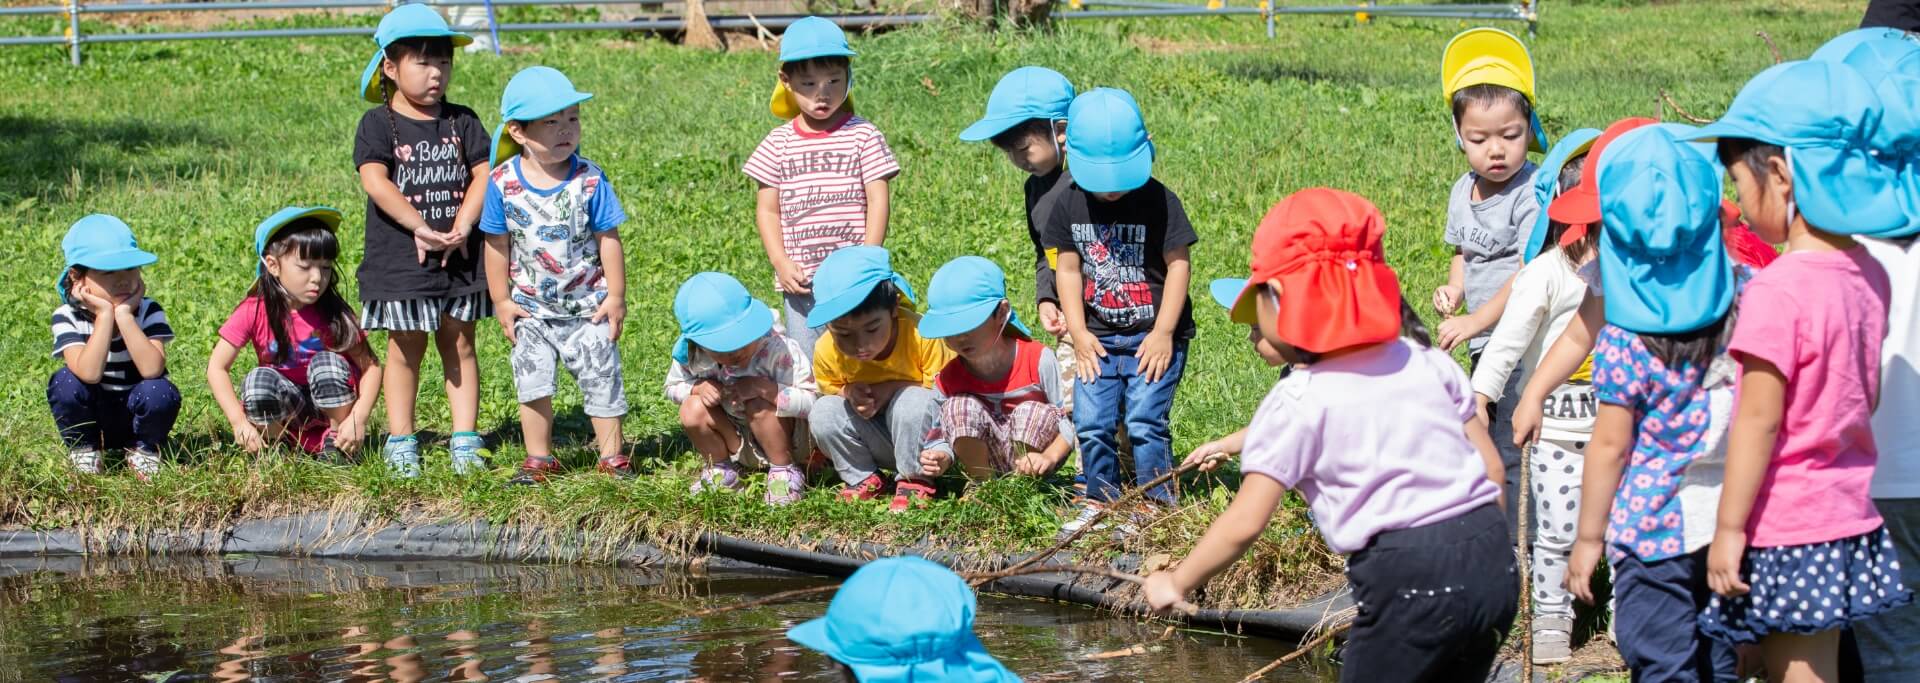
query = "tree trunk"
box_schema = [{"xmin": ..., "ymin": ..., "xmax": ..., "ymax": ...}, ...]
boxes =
[{"xmin": 684, "ymin": 0, "xmax": 724, "ymax": 51}]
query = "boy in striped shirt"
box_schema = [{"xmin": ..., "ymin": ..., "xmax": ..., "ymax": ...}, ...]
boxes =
[
  {"xmin": 48, "ymin": 215, "xmax": 182, "ymax": 479},
  {"xmin": 744, "ymin": 17, "xmax": 900, "ymax": 356}
]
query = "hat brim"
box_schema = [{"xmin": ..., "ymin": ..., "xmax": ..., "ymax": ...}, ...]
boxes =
[
  {"xmin": 683, "ymin": 302, "xmax": 777, "ymax": 360},
  {"xmin": 1547, "ymin": 184, "xmax": 1600, "ymax": 227},
  {"xmin": 809, "ymin": 275, "xmax": 903, "ymax": 330},
  {"xmin": 918, "ymin": 299, "xmax": 1031, "ymax": 340},
  {"xmin": 785, "ymin": 618, "xmax": 843, "ymax": 661},
  {"xmin": 1210, "ymin": 278, "xmax": 1248, "ymax": 312},
  {"xmin": 1442, "ymin": 28, "xmax": 1536, "ymax": 102},
  {"xmin": 59, "ymin": 249, "xmax": 158, "ymax": 299},
  {"xmin": 1067, "ymin": 141, "xmax": 1153, "ymax": 194},
  {"xmin": 781, "ymin": 45, "xmax": 857, "ymax": 62},
  {"xmin": 959, "ymin": 113, "xmax": 1032, "ymax": 142},
  {"xmin": 255, "ymin": 207, "xmax": 342, "ymax": 275}
]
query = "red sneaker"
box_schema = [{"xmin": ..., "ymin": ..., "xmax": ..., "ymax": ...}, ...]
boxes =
[
  {"xmin": 837, "ymin": 473, "xmax": 889, "ymax": 502},
  {"xmin": 889, "ymin": 479, "xmax": 936, "ymax": 513},
  {"xmin": 508, "ymin": 456, "xmax": 564, "ymax": 486},
  {"xmin": 596, "ymin": 455, "xmax": 635, "ymax": 479},
  {"xmin": 805, "ymin": 448, "xmax": 832, "ymax": 479}
]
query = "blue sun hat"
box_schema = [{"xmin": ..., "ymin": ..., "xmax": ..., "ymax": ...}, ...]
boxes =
[
  {"xmin": 672, "ymin": 273, "xmax": 777, "ymax": 364},
  {"xmin": 919, "ymin": 256, "xmax": 1031, "ymax": 340},
  {"xmin": 58, "ymin": 215, "xmax": 157, "ymax": 300},
  {"xmin": 1679, "ymin": 60, "xmax": 1906, "ymax": 237},
  {"xmin": 1209, "ymin": 277, "xmax": 1248, "ymax": 311},
  {"xmin": 1596, "ymin": 126, "xmax": 1731, "ymax": 335},
  {"xmin": 808, "ymin": 246, "xmax": 917, "ymax": 329},
  {"xmin": 1065, "ymin": 88, "xmax": 1154, "ymax": 194},
  {"xmin": 1523, "ymin": 127, "xmax": 1601, "ymax": 262},
  {"xmin": 769, "ymin": 16, "xmax": 858, "ymax": 119},
  {"xmin": 959, "ymin": 67, "xmax": 1076, "ymax": 143},
  {"xmin": 1810, "ymin": 28, "xmax": 1920, "ymax": 238},
  {"xmin": 787, "ymin": 557, "xmax": 1021, "ymax": 683},
  {"xmin": 490, "ymin": 66, "xmax": 594, "ymax": 166},
  {"xmin": 356, "ymin": 4, "xmax": 473, "ymax": 103},
  {"xmin": 253, "ymin": 206, "xmax": 342, "ymax": 276}
]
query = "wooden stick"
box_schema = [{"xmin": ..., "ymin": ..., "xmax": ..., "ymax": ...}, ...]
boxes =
[
  {"xmin": 1236, "ymin": 622, "xmax": 1351, "ymax": 682},
  {"xmin": 1660, "ymin": 90, "xmax": 1714, "ymax": 124},
  {"xmin": 987, "ymin": 453, "xmax": 1230, "ymax": 586},
  {"xmin": 1519, "ymin": 442, "xmax": 1535, "ymax": 683},
  {"xmin": 1756, "ymin": 30, "xmax": 1782, "ymax": 64}
]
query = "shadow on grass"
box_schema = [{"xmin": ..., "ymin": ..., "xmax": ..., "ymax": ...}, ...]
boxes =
[{"xmin": 0, "ymin": 114, "xmax": 228, "ymax": 205}]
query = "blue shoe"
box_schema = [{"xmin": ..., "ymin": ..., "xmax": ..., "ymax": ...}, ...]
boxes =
[
  {"xmin": 383, "ymin": 435, "xmax": 421, "ymax": 478},
  {"xmin": 449, "ymin": 432, "xmax": 486, "ymax": 475}
]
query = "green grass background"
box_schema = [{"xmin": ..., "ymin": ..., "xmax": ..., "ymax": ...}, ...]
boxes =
[{"xmin": 0, "ymin": 0, "xmax": 1868, "ymax": 603}]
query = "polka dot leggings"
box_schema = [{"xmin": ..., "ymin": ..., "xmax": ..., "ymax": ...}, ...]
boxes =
[{"xmin": 1531, "ymin": 437, "xmax": 1586, "ymax": 623}]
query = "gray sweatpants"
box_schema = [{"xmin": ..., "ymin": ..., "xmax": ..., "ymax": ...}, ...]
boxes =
[{"xmin": 810, "ymin": 385, "xmax": 939, "ymax": 486}]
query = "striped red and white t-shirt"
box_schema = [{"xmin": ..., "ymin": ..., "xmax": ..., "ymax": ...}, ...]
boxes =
[{"xmin": 742, "ymin": 114, "xmax": 900, "ymax": 288}]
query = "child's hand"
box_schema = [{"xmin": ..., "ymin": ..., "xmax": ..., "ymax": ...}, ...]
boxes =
[
  {"xmin": 1432, "ymin": 284, "xmax": 1463, "ymax": 315},
  {"xmin": 1014, "ymin": 450, "xmax": 1063, "ymax": 477},
  {"xmin": 1038, "ymin": 301, "xmax": 1067, "ymax": 336},
  {"xmin": 230, "ymin": 420, "xmax": 265, "ymax": 454},
  {"xmin": 1510, "ymin": 399, "xmax": 1543, "ymax": 448},
  {"xmin": 1707, "ymin": 530, "xmax": 1751, "ymax": 598},
  {"xmin": 75, "ymin": 280, "xmax": 115, "ymax": 316},
  {"xmin": 1070, "ymin": 331, "xmax": 1106, "ymax": 384},
  {"xmin": 1436, "ymin": 314, "xmax": 1484, "ymax": 352},
  {"xmin": 1142, "ymin": 571, "xmax": 1191, "ymax": 616},
  {"xmin": 1474, "ymin": 394, "xmax": 1493, "ymax": 426},
  {"xmin": 1136, "ymin": 330, "xmax": 1176, "ymax": 383},
  {"xmin": 1565, "ymin": 537, "xmax": 1603, "ymax": 604},
  {"xmin": 333, "ymin": 413, "xmax": 367, "ymax": 454},
  {"xmin": 918, "ymin": 449, "xmax": 952, "ymax": 477},
  {"xmin": 689, "ymin": 380, "xmax": 723, "ymax": 409},
  {"xmin": 774, "ymin": 259, "xmax": 812, "ymax": 295},
  {"xmin": 495, "ymin": 299, "xmax": 530, "ymax": 344},
  {"xmin": 592, "ymin": 297, "xmax": 626, "ymax": 342},
  {"xmin": 1183, "ymin": 440, "xmax": 1236, "ymax": 472},
  {"xmin": 843, "ymin": 383, "xmax": 880, "ymax": 419},
  {"xmin": 112, "ymin": 281, "xmax": 144, "ymax": 320},
  {"xmin": 412, "ymin": 228, "xmax": 453, "ymax": 265},
  {"xmin": 726, "ymin": 376, "xmax": 778, "ymax": 407}
]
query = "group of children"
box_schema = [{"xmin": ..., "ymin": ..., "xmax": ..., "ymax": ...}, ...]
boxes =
[{"xmin": 43, "ymin": 5, "xmax": 1920, "ymax": 681}]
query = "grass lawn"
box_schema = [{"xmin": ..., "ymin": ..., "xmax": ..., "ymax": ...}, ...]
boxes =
[{"xmin": 0, "ymin": 0, "xmax": 1867, "ymax": 610}]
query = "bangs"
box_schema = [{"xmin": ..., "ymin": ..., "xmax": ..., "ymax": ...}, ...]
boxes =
[
  {"xmin": 386, "ymin": 36, "xmax": 455, "ymax": 61},
  {"xmin": 268, "ymin": 219, "xmax": 339, "ymax": 263}
]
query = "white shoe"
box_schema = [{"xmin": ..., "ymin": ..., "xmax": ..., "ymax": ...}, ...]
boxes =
[
  {"xmin": 1058, "ymin": 504, "xmax": 1106, "ymax": 538},
  {"xmin": 68, "ymin": 446, "xmax": 101, "ymax": 475},
  {"xmin": 127, "ymin": 448, "xmax": 162, "ymax": 482}
]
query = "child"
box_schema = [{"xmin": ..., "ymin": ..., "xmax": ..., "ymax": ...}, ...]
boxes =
[
  {"xmin": 352, "ymin": 4, "xmax": 492, "ymax": 476},
  {"xmin": 1470, "ymin": 127, "xmax": 1600, "ymax": 665},
  {"xmin": 1688, "ymin": 61, "xmax": 1914, "ymax": 679},
  {"xmin": 915, "ymin": 256, "xmax": 1074, "ymax": 480},
  {"xmin": 787, "ymin": 556, "xmax": 1019, "ymax": 682},
  {"xmin": 1144, "ymin": 188, "xmax": 1514, "ymax": 682},
  {"xmin": 805, "ymin": 246, "xmax": 953, "ymax": 513},
  {"xmin": 667, "ymin": 272, "xmax": 819, "ymax": 505},
  {"xmin": 1813, "ymin": 28, "xmax": 1920, "ymax": 680},
  {"xmin": 744, "ymin": 16, "xmax": 900, "ymax": 355},
  {"xmin": 48, "ymin": 215, "xmax": 181, "ymax": 479},
  {"xmin": 1561, "ymin": 127, "xmax": 1743, "ymax": 682},
  {"xmin": 1435, "ymin": 28, "xmax": 1548, "ymax": 528},
  {"xmin": 1042, "ymin": 87, "xmax": 1196, "ymax": 530},
  {"xmin": 208, "ymin": 207, "xmax": 384, "ymax": 463},
  {"xmin": 481, "ymin": 66, "xmax": 631, "ymax": 485},
  {"xmin": 959, "ymin": 66, "xmax": 1078, "ymax": 396}
]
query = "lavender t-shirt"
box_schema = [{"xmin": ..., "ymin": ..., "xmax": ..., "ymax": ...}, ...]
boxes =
[{"xmin": 1239, "ymin": 339, "xmax": 1502, "ymax": 553}]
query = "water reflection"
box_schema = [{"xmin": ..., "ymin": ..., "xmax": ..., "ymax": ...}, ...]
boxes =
[{"xmin": 0, "ymin": 555, "xmax": 1333, "ymax": 682}]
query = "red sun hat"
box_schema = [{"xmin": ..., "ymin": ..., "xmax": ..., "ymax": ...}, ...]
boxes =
[
  {"xmin": 1548, "ymin": 117, "xmax": 1660, "ymax": 246},
  {"xmin": 1229, "ymin": 188, "xmax": 1403, "ymax": 354}
]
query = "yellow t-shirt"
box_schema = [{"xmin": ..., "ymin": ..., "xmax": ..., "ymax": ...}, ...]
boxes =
[{"xmin": 812, "ymin": 306, "xmax": 955, "ymax": 396}]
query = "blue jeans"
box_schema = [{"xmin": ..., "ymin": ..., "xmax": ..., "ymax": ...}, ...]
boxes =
[
  {"xmin": 1073, "ymin": 332, "xmax": 1185, "ymax": 505},
  {"xmin": 47, "ymin": 368, "xmax": 180, "ymax": 452},
  {"xmin": 1612, "ymin": 550, "xmax": 1738, "ymax": 683},
  {"xmin": 1858, "ymin": 498, "xmax": 1920, "ymax": 682}
]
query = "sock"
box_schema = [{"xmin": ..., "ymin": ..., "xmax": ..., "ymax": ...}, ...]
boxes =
[
  {"xmin": 387, "ymin": 434, "xmax": 417, "ymax": 444},
  {"xmin": 452, "ymin": 431, "xmax": 481, "ymax": 440}
]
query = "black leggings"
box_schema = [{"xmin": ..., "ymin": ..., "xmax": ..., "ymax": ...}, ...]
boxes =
[{"xmin": 1341, "ymin": 504, "xmax": 1519, "ymax": 683}]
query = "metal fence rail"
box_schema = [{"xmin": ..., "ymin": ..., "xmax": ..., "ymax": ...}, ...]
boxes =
[{"xmin": 0, "ymin": 0, "xmax": 1537, "ymax": 65}]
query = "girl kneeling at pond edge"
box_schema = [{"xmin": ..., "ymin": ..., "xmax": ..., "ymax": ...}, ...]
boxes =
[
  {"xmin": 1145, "ymin": 188, "xmax": 1515, "ymax": 683},
  {"xmin": 207, "ymin": 207, "xmax": 383, "ymax": 462}
]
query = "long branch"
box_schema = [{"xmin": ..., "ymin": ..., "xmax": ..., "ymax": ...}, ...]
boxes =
[
  {"xmin": 988, "ymin": 453, "xmax": 1230, "ymax": 584},
  {"xmin": 1237, "ymin": 622, "xmax": 1351, "ymax": 682}
]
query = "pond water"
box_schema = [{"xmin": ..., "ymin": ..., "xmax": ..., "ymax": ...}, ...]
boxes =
[{"xmin": 0, "ymin": 556, "xmax": 1336, "ymax": 682}]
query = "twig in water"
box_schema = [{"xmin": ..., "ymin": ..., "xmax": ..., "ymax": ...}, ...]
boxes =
[
  {"xmin": 1756, "ymin": 30, "xmax": 1782, "ymax": 64},
  {"xmin": 684, "ymin": 583, "xmax": 841, "ymax": 617},
  {"xmin": 1084, "ymin": 625, "xmax": 1176, "ymax": 660},
  {"xmin": 687, "ymin": 563, "xmax": 1198, "ymax": 618},
  {"xmin": 988, "ymin": 453, "xmax": 1230, "ymax": 585},
  {"xmin": 1660, "ymin": 90, "xmax": 1714, "ymax": 124},
  {"xmin": 1237, "ymin": 622, "xmax": 1351, "ymax": 682}
]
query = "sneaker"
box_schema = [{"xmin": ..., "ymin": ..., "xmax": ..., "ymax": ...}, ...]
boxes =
[
  {"xmin": 382, "ymin": 435, "xmax": 422, "ymax": 479},
  {"xmin": 1532, "ymin": 617, "xmax": 1574, "ymax": 665},
  {"xmin": 127, "ymin": 447, "xmax": 162, "ymax": 482},
  {"xmin": 449, "ymin": 432, "xmax": 487, "ymax": 475},
  {"xmin": 837, "ymin": 473, "xmax": 889, "ymax": 502},
  {"xmin": 804, "ymin": 448, "xmax": 832, "ymax": 479},
  {"xmin": 68, "ymin": 446, "xmax": 101, "ymax": 475},
  {"xmin": 889, "ymin": 479, "xmax": 936, "ymax": 513},
  {"xmin": 508, "ymin": 456, "xmax": 563, "ymax": 486},
  {"xmin": 765, "ymin": 465, "xmax": 805, "ymax": 506},
  {"xmin": 597, "ymin": 455, "xmax": 635, "ymax": 479},
  {"xmin": 691, "ymin": 462, "xmax": 743, "ymax": 493},
  {"xmin": 313, "ymin": 427, "xmax": 351, "ymax": 465},
  {"xmin": 1058, "ymin": 503, "xmax": 1107, "ymax": 538}
]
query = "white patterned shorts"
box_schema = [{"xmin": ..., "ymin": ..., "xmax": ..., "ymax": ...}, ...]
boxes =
[
  {"xmin": 361, "ymin": 291, "xmax": 491, "ymax": 332},
  {"xmin": 509, "ymin": 317, "xmax": 627, "ymax": 418}
]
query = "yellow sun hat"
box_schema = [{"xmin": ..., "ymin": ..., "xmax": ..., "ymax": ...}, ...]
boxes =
[{"xmin": 1442, "ymin": 27, "xmax": 1548, "ymax": 152}]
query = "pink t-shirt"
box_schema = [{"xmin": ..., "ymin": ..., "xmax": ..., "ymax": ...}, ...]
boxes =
[
  {"xmin": 1728, "ymin": 248, "xmax": 1890, "ymax": 547},
  {"xmin": 217, "ymin": 297, "xmax": 362, "ymax": 386},
  {"xmin": 742, "ymin": 114, "xmax": 900, "ymax": 288},
  {"xmin": 1239, "ymin": 339, "xmax": 1502, "ymax": 554}
]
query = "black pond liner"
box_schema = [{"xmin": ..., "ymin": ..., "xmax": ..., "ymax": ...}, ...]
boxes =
[{"xmin": 0, "ymin": 513, "xmax": 1350, "ymax": 640}]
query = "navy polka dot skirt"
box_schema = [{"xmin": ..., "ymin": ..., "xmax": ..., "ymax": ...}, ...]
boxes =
[{"xmin": 1698, "ymin": 526, "xmax": 1913, "ymax": 643}]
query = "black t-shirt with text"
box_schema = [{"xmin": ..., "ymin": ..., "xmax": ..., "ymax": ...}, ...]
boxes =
[
  {"xmin": 1040, "ymin": 178, "xmax": 1198, "ymax": 340},
  {"xmin": 352, "ymin": 104, "xmax": 490, "ymax": 301}
]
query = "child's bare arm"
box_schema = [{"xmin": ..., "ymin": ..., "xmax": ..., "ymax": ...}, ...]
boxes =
[
  {"xmin": 862, "ymin": 178, "xmax": 890, "ymax": 246},
  {"xmin": 343, "ymin": 336, "xmax": 384, "ymax": 425},
  {"xmin": 1464, "ymin": 412, "xmax": 1505, "ymax": 510},
  {"xmin": 1709, "ymin": 358, "xmax": 1787, "ymax": 597},
  {"xmin": 358, "ymin": 163, "xmax": 432, "ymax": 233},
  {"xmin": 593, "ymin": 230, "xmax": 627, "ymax": 341},
  {"xmin": 1138, "ymin": 245, "xmax": 1190, "ymax": 383},
  {"xmin": 205, "ymin": 339, "xmax": 266, "ymax": 453},
  {"xmin": 1567, "ymin": 403, "xmax": 1633, "ymax": 604},
  {"xmin": 756, "ymin": 183, "xmax": 809, "ymax": 294},
  {"xmin": 1054, "ymin": 251, "xmax": 1105, "ymax": 383},
  {"xmin": 1147, "ymin": 474, "xmax": 1287, "ymax": 607},
  {"xmin": 447, "ymin": 161, "xmax": 492, "ymax": 259},
  {"xmin": 483, "ymin": 233, "xmax": 525, "ymax": 343}
]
